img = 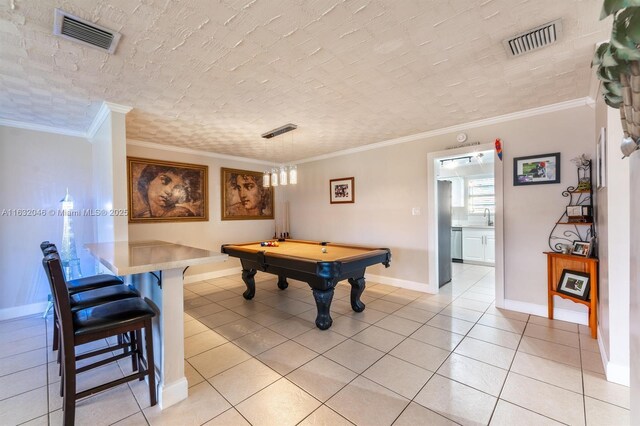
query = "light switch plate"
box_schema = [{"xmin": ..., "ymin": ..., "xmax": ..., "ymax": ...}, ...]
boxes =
[{"xmin": 412, "ymin": 207, "xmax": 421, "ymax": 215}]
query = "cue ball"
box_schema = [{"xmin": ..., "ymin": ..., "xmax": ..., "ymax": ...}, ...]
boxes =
[{"xmin": 321, "ymin": 247, "xmax": 327, "ymax": 253}]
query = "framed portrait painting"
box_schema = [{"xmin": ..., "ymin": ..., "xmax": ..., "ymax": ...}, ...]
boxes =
[
  {"xmin": 556, "ymin": 269, "xmax": 590, "ymax": 300},
  {"xmin": 330, "ymin": 177, "xmax": 355, "ymax": 204},
  {"xmin": 127, "ymin": 157, "xmax": 208, "ymax": 223},
  {"xmin": 513, "ymin": 152, "xmax": 560, "ymax": 186},
  {"xmin": 221, "ymin": 168, "xmax": 274, "ymax": 220}
]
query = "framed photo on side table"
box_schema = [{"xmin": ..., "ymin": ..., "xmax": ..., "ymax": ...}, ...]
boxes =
[
  {"xmin": 330, "ymin": 177, "xmax": 355, "ymax": 204},
  {"xmin": 556, "ymin": 269, "xmax": 591, "ymax": 300},
  {"xmin": 513, "ymin": 152, "xmax": 560, "ymax": 186},
  {"xmin": 571, "ymin": 240, "xmax": 591, "ymax": 257}
]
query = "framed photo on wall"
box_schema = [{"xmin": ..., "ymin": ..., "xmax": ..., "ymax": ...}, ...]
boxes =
[
  {"xmin": 221, "ymin": 167, "xmax": 274, "ymax": 220},
  {"xmin": 513, "ymin": 152, "xmax": 560, "ymax": 186},
  {"xmin": 127, "ymin": 157, "xmax": 208, "ymax": 223},
  {"xmin": 330, "ymin": 177, "xmax": 355, "ymax": 204},
  {"xmin": 556, "ymin": 269, "xmax": 590, "ymax": 300}
]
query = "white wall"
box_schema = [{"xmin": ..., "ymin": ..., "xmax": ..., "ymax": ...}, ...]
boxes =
[
  {"xmin": 0, "ymin": 126, "xmax": 94, "ymax": 318},
  {"xmin": 90, "ymin": 105, "xmax": 130, "ymax": 242},
  {"xmin": 595, "ymin": 97, "xmax": 630, "ymax": 385},
  {"xmin": 290, "ymin": 105, "xmax": 595, "ymax": 313},
  {"xmin": 126, "ymin": 142, "xmax": 276, "ymax": 279}
]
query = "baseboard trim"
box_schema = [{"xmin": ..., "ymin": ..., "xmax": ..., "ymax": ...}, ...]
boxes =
[
  {"xmin": 365, "ymin": 274, "xmax": 435, "ymax": 294},
  {"xmin": 0, "ymin": 301, "xmax": 49, "ymax": 321},
  {"xmin": 597, "ymin": 325, "xmax": 631, "ymax": 386},
  {"xmin": 184, "ymin": 267, "xmax": 242, "ymax": 284},
  {"xmin": 503, "ymin": 299, "xmax": 588, "ymax": 325}
]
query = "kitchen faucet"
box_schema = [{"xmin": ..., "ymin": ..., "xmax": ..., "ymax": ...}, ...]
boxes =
[{"xmin": 484, "ymin": 208, "xmax": 493, "ymax": 226}]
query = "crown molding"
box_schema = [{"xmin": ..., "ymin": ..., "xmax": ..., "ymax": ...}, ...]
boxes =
[
  {"xmin": 298, "ymin": 97, "xmax": 593, "ymax": 164},
  {"xmin": 0, "ymin": 118, "xmax": 86, "ymax": 138},
  {"xmin": 1, "ymin": 97, "xmax": 592, "ymax": 164},
  {"xmin": 87, "ymin": 101, "xmax": 133, "ymax": 139},
  {"xmin": 127, "ymin": 139, "xmax": 276, "ymax": 166},
  {"xmin": 103, "ymin": 101, "xmax": 133, "ymax": 114}
]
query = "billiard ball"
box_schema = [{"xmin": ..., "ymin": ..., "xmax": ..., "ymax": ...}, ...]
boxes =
[{"xmin": 321, "ymin": 247, "xmax": 327, "ymax": 253}]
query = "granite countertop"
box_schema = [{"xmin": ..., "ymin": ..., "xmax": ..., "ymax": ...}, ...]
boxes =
[{"xmin": 85, "ymin": 240, "xmax": 228, "ymax": 275}]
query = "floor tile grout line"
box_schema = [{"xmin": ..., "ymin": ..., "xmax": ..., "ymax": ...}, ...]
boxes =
[
  {"xmin": 387, "ymin": 270, "xmax": 499, "ymax": 425},
  {"xmin": 45, "ymin": 315, "xmax": 51, "ymax": 426},
  {"xmin": 34, "ymin": 266, "xmax": 620, "ymax": 425},
  {"xmin": 189, "ymin": 278, "xmax": 446, "ymax": 421},
  {"xmin": 486, "ymin": 314, "xmax": 531, "ymax": 425}
]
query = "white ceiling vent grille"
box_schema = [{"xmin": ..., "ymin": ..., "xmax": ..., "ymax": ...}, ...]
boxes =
[
  {"xmin": 502, "ymin": 19, "xmax": 562, "ymax": 58},
  {"xmin": 53, "ymin": 9, "xmax": 121, "ymax": 54}
]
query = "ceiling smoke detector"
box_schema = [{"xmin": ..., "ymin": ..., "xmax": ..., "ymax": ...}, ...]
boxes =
[
  {"xmin": 53, "ymin": 8, "xmax": 121, "ymax": 54},
  {"xmin": 502, "ymin": 19, "xmax": 562, "ymax": 58},
  {"xmin": 261, "ymin": 123, "xmax": 297, "ymax": 139}
]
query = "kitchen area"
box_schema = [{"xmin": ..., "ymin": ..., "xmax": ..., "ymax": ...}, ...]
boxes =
[{"xmin": 437, "ymin": 149, "xmax": 495, "ymax": 287}]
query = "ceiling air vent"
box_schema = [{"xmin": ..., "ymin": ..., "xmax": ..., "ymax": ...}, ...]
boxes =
[
  {"xmin": 502, "ymin": 19, "xmax": 562, "ymax": 58},
  {"xmin": 53, "ymin": 8, "xmax": 121, "ymax": 54}
]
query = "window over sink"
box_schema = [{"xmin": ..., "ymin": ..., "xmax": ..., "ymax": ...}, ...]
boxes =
[{"xmin": 468, "ymin": 177, "xmax": 495, "ymax": 215}]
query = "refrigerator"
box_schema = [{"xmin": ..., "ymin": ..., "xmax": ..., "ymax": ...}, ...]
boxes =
[{"xmin": 437, "ymin": 180, "xmax": 452, "ymax": 287}]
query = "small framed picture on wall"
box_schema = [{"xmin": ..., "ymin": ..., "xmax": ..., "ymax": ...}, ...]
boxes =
[{"xmin": 330, "ymin": 177, "xmax": 355, "ymax": 204}]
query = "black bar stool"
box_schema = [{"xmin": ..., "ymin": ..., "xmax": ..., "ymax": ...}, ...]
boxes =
[
  {"xmin": 43, "ymin": 254, "xmax": 157, "ymax": 426},
  {"xmin": 41, "ymin": 242, "xmax": 124, "ymax": 294},
  {"xmin": 41, "ymin": 242, "xmax": 134, "ymax": 352}
]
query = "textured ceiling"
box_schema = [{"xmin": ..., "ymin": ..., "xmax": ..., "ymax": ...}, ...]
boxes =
[{"xmin": 0, "ymin": 0, "xmax": 609, "ymax": 163}]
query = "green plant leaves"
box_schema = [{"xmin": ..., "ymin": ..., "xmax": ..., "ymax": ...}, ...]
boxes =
[
  {"xmin": 601, "ymin": 0, "xmax": 640, "ymax": 19},
  {"xmin": 596, "ymin": 2, "xmax": 640, "ymax": 109}
]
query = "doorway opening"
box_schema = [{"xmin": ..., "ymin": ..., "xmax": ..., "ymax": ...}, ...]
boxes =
[{"xmin": 427, "ymin": 142, "xmax": 504, "ymax": 306}]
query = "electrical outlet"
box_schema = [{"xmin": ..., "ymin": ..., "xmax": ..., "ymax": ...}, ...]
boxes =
[{"xmin": 412, "ymin": 207, "xmax": 421, "ymax": 216}]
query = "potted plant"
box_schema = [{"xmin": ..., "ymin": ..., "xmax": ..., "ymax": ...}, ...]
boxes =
[{"xmin": 592, "ymin": 0, "xmax": 640, "ymax": 157}]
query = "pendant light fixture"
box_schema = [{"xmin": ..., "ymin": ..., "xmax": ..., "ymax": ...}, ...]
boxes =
[
  {"xmin": 261, "ymin": 123, "xmax": 298, "ymax": 186},
  {"xmin": 289, "ymin": 165, "xmax": 298, "ymax": 184}
]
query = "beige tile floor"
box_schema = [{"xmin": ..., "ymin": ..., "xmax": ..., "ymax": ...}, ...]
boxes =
[{"xmin": 0, "ymin": 263, "xmax": 631, "ymax": 425}]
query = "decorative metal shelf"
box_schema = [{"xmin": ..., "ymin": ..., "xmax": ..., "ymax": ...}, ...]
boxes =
[{"xmin": 548, "ymin": 160, "xmax": 595, "ymax": 252}]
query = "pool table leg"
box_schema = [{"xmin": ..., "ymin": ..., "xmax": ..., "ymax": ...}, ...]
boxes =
[
  {"xmin": 241, "ymin": 269, "xmax": 257, "ymax": 299},
  {"xmin": 277, "ymin": 275, "xmax": 289, "ymax": 290},
  {"xmin": 348, "ymin": 276, "xmax": 366, "ymax": 312},
  {"xmin": 312, "ymin": 288, "xmax": 334, "ymax": 330}
]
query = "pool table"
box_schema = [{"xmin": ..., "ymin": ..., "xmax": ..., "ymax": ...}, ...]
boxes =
[{"xmin": 221, "ymin": 239, "xmax": 391, "ymax": 330}]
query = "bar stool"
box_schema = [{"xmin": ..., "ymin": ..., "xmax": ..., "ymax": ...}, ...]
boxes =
[
  {"xmin": 41, "ymin": 242, "xmax": 124, "ymax": 294},
  {"xmin": 41, "ymin": 242, "xmax": 133, "ymax": 351},
  {"xmin": 43, "ymin": 254, "xmax": 157, "ymax": 426}
]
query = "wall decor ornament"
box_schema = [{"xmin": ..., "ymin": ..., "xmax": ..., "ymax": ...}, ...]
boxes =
[{"xmin": 128, "ymin": 157, "xmax": 208, "ymax": 223}]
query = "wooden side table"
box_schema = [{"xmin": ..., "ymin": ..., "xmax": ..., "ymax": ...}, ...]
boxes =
[{"xmin": 544, "ymin": 252, "xmax": 598, "ymax": 338}]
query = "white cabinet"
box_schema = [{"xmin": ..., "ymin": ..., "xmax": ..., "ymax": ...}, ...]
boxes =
[{"xmin": 462, "ymin": 227, "xmax": 495, "ymax": 265}]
